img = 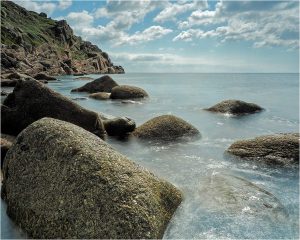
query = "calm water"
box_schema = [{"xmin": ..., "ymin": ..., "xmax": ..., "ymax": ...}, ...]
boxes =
[{"xmin": 1, "ymin": 73, "xmax": 299, "ymax": 239}]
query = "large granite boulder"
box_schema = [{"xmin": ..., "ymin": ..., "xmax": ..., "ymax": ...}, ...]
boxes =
[
  {"xmin": 1, "ymin": 80, "xmax": 105, "ymax": 138},
  {"xmin": 2, "ymin": 118, "xmax": 182, "ymax": 239},
  {"xmin": 71, "ymin": 75, "xmax": 118, "ymax": 93},
  {"xmin": 133, "ymin": 115, "xmax": 200, "ymax": 142},
  {"xmin": 227, "ymin": 133, "xmax": 299, "ymax": 164},
  {"xmin": 205, "ymin": 100, "xmax": 263, "ymax": 115},
  {"xmin": 110, "ymin": 85, "xmax": 148, "ymax": 99},
  {"xmin": 103, "ymin": 117, "xmax": 136, "ymax": 136}
]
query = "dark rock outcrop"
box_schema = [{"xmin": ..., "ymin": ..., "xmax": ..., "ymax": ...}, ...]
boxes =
[
  {"xmin": 133, "ymin": 115, "xmax": 200, "ymax": 142},
  {"xmin": 110, "ymin": 85, "xmax": 149, "ymax": 99},
  {"xmin": 227, "ymin": 133, "xmax": 299, "ymax": 164},
  {"xmin": 1, "ymin": 80, "xmax": 105, "ymax": 138},
  {"xmin": 103, "ymin": 117, "xmax": 136, "ymax": 136},
  {"xmin": 89, "ymin": 92, "xmax": 111, "ymax": 100},
  {"xmin": 33, "ymin": 73, "xmax": 57, "ymax": 81},
  {"xmin": 0, "ymin": 134, "xmax": 14, "ymax": 168},
  {"xmin": 2, "ymin": 118, "xmax": 182, "ymax": 239},
  {"xmin": 71, "ymin": 75, "xmax": 118, "ymax": 93},
  {"xmin": 205, "ymin": 100, "xmax": 263, "ymax": 115}
]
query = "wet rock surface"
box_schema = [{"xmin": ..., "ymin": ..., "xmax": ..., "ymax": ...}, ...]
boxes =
[
  {"xmin": 2, "ymin": 118, "xmax": 182, "ymax": 239},
  {"xmin": 89, "ymin": 92, "xmax": 111, "ymax": 100}
]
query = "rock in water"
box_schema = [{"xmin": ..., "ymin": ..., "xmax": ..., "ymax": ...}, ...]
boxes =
[
  {"xmin": 227, "ymin": 133, "xmax": 299, "ymax": 165},
  {"xmin": 1, "ymin": 118, "xmax": 182, "ymax": 239},
  {"xmin": 133, "ymin": 115, "xmax": 200, "ymax": 142},
  {"xmin": 71, "ymin": 75, "xmax": 118, "ymax": 93},
  {"xmin": 110, "ymin": 85, "xmax": 148, "ymax": 99},
  {"xmin": 1, "ymin": 80, "xmax": 105, "ymax": 138},
  {"xmin": 103, "ymin": 117, "xmax": 136, "ymax": 136},
  {"xmin": 89, "ymin": 92, "xmax": 111, "ymax": 100},
  {"xmin": 205, "ymin": 99, "xmax": 263, "ymax": 115},
  {"xmin": 198, "ymin": 173, "xmax": 287, "ymax": 218}
]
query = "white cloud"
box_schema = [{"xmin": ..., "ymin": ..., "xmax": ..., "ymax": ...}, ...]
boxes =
[
  {"xmin": 58, "ymin": 0, "xmax": 72, "ymax": 10},
  {"xmin": 174, "ymin": 1, "xmax": 299, "ymax": 49},
  {"xmin": 154, "ymin": 0, "xmax": 208, "ymax": 23},
  {"xmin": 15, "ymin": 0, "xmax": 57, "ymax": 15},
  {"xmin": 117, "ymin": 26, "xmax": 173, "ymax": 46},
  {"xmin": 14, "ymin": 0, "xmax": 72, "ymax": 15},
  {"xmin": 65, "ymin": 11, "xmax": 94, "ymax": 29}
]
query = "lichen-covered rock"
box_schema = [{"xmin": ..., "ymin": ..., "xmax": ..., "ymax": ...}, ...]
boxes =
[
  {"xmin": 110, "ymin": 85, "xmax": 148, "ymax": 99},
  {"xmin": 133, "ymin": 115, "xmax": 200, "ymax": 142},
  {"xmin": 205, "ymin": 100, "xmax": 263, "ymax": 115},
  {"xmin": 89, "ymin": 92, "xmax": 111, "ymax": 100},
  {"xmin": 227, "ymin": 133, "xmax": 299, "ymax": 164},
  {"xmin": 2, "ymin": 118, "xmax": 182, "ymax": 239},
  {"xmin": 71, "ymin": 75, "xmax": 118, "ymax": 93},
  {"xmin": 1, "ymin": 80, "xmax": 105, "ymax": 138},
  {"xmin": 103, "ymin": 117, "xmax": 136, "ymax": 136}
]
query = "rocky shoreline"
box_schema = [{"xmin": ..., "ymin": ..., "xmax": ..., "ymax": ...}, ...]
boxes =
[{"xmin": 1, "ymin": 1, "xmax": 124, "ymax": 84}]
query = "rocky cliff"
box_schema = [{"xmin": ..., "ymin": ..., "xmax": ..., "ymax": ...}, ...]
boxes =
[{"xmin": 1, "ymin": 1, "xmax": 124, "ymax": 77}]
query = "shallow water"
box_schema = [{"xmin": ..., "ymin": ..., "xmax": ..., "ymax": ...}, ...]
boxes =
[{"xmin": 1, "ymin": 73, "xmax": 299, "ymax": 239}]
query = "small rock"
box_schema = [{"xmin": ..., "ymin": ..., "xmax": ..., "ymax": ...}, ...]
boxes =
[
  {"xmin": 205, "ymin": 99, "xmax": 263, "ymax": 115},
  {"xmin": 89, "ymin": 92, "xmax": 111, "ymax": 100},
  {"xmin": 110, "ymin": 85, "xmax": 148, "ymax": 99},
  {"xmin": 104, "ymin": 117, "xmax": 136, "ymax": 136}
]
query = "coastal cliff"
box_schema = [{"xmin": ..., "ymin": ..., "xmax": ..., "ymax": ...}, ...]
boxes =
[{"xmin": 1, "ymin": 1, "xmax": 124, "ymax": 77}]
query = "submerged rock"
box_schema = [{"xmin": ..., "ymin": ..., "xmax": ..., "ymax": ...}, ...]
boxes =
[
  {"xmin": 227, "ymin": 133, "xmax": 299, "ymax": 165},
  {"xmin": 1, "ymin": 80, "xmax": 105, "ymax": 138},
  {"xmin": 198, "ymin": 173, "xmax": 287, "ymax": 218},
  {"xmin": 103, "ymin": 117, "xmax": 136, "ymax": 136},
  {"xmin": 110, "ymin": 85, "xmax": 148, "ymax": 99},
  {"xmin": 133, "ymin": 115, "xmax": 200, "ymax": 142},
  {"xmin": 205, "ymin": 100, "xmax": 263, "ymax": 115},
  {"xmin": 71, "ymin": 75, "xmax": 118, "ymax": 93},
  {"xmin": 74, "ymin": 76, "xmax": 94, "ymax": 80},
  {"xmin": 89, "ymin": 92, "xmax": 111, "ymax": 100},
  {"xmin": 2, "ymin": 118, "xmax": 182, "ymax": 239}
]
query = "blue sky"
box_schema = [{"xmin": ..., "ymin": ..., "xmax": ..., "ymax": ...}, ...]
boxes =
[{"xmin": 15, "ymin": 0, "xmax": 299, "ymax": 73}]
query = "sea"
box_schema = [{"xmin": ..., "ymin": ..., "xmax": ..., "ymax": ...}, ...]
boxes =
[{"xmin": 1, "ymin": 73, "xmax": 299, "ymax": 239}]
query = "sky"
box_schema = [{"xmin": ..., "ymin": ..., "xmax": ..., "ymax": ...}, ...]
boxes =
[{"xmin": 14, "ymin": 0, "xmax": 300, "ymax": 73}]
